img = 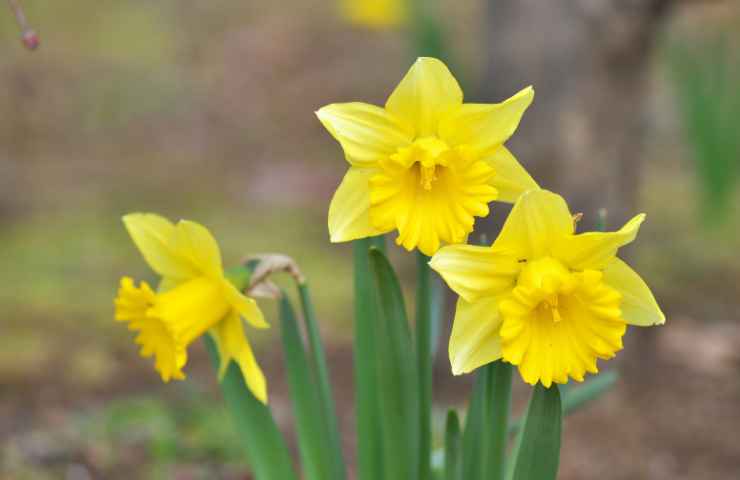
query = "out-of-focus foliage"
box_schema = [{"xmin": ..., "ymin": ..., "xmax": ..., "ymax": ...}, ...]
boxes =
[{"xmin": 667, "ymin": 35, "xmax": 740, "ymax": 222}]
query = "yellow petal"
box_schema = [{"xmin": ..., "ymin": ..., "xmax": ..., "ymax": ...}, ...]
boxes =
[
  {"xmin": 210, "ymin": 313, "xmax": 268, "ymax": 404},
  {"xmin": 603, "ymin": 258, "xmax": 665, "ymax": 326},
  {"xmin": 554, "ymin": 214, "xmax": 645, "ymax": 270},
  {"xmin": 123, "ymin": 213, "xmax": 198, "ymax": 281},
  {"xmin": 174, "ymin": 220, "xmax": 224, "ymax": 279},
  {"xmin": 385, "ymin": 57, "xmax": 463, "ymax": 137},
  {"xmin": 329, "ymin": 167, "xmax": 391, "ymax": 243},
  {"xmin": 150, "ymin": 276, "xmax": 231, "ymax": 346},
  {"xmin": 439, "ymin": 86, "xmax": 534, "ymax": 152},
  {"xmin": 484, "ymin": 145, "xmax": 539, "ymax": 203},
  {"xmin": 316, "ymin": 102, "xmax": 413, "ymax": 168},
  {"xmin": 429, "ymin": 244, "xmax": 519, "ymax": 303},
  {"xmin": 114, "ymin": 277, "xmax": 187, "ymax": 382},
  {"xmin": 492, "ymin": 189, "xmax": 573, "ymax": 260},
  {"xmin": 449, "ymin": 296, "xmax": 504, "ymax": 375},
  {"xmin": 223, "ymin": 279, "xmax": 269, "ymax": 329}
]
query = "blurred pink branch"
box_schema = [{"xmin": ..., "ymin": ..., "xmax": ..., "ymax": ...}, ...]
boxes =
[{"xmin": 7, "ymin": 0, "xmax": 39, "ymax": 50}]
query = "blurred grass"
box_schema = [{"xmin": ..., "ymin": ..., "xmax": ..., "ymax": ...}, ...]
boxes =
[
  {"xmin": 666, "ymin": 34, "xmax": 740, "ymax": 223},
  {"xmin": 3, "ymin": 388, "xmax": 250, "ymax": 480}
]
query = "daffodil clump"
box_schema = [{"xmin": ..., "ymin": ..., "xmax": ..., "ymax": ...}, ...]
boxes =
[
  {"xmin": 430, "ymin": 189, "xmax": 665, "ymax": 387},
  {"xmin": 114, "ymin": 213, "xmax": 268, "ymax": 402},
  {"xmin": 111, "ymin": 55, "xmax": 666, "ymax": 480},
  {"xmin": 317, "ymin": 57, "xmax": 538, "ymax": 256}
]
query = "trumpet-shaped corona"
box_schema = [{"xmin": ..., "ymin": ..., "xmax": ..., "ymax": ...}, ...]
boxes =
[
  {"xmin": 430, "ymin": 189, "xmax": 665, "ymax": 387},
  {"xmin": 114, "ymin": 213, "xmax": 268, "ymax": 403},
  {"xmin": 317, "ymin": 57, "xmax": 538, "ymax": 256}
]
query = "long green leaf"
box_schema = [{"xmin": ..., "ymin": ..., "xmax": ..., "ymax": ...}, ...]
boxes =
[
  {"xmin": 416, "ymin": 251, "xmax": 434, "ymax": 480},
  {"xmin": 203, "ymin": 335, "xmax": 298, "ymax": 480},
  {"xmin": 279, "ymin": 295, "xmax": 331, "ymax": 480},
  {"xmin": 511, "ymin": 384, "xmax": 562, "ymax": 480},
  {"xmin": 369, "ymin": 247, "xmax": 419, "ymax": 480},
  {"xmin": 296, "ymin": 282, "xmax": 347, "ymax": 480},
  {"xmin": 353, "ymin": 238, "xmax": 384, "ymax": 480},
  {"xmin": 461, "ymin": 369, "xmax": 488, "ymax": 479},
  {"xmin": 485, "ymin": 361, "xmax": 513, "ymax": 480},
  {"xmin": 444, "ymin": 410, "xmax": 462, "ymax": 480}
]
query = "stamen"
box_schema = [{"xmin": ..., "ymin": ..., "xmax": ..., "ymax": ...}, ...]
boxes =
[
  {"xmin": 543, "ymin": 294, "xmax": 562, "ymax": 323},
  {"xmin": 551, "ymin": 305, "xmax": 562, "ymax": 323},
  {"xmin": 420, "ymin": 165, "xmax": 437, "ymax": 190}
]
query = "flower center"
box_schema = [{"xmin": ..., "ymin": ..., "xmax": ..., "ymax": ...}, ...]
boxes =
[
  {"xmin": 367, "ymin": 137, "xmax": 497, "ymax": 255},
  {"xmin": 517, "ymin": 257, "xmax": 578, "ymax": 324},
  {"xmin": 406, "ymin": 137, "xmax": 450, "ymax": 191},
  {"xmin": 498, "ymin": 257, "xmax": 626, "ymax": 387}
]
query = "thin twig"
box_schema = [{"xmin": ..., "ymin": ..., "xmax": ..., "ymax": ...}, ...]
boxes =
[{"xmin": 7, "ymin": 0, "xmax": 39, "ymax": 50}]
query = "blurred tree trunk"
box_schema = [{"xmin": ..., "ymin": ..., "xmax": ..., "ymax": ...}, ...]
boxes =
[
  {"xmin": 480, "ymin": 0, "xmax": 675, "ymax": 375},
  {"xmin": 481, "ymin": 0, "xmax": 674, "ymax": 226}
]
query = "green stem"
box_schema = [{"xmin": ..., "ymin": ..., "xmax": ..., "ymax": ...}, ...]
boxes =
[
  {"xmin": 203, "ymin": 335, "xmax": 298, "ymax": 480},
  {"xmin": 296, "ymin": 281, "xmax": 347, "ymax": 480},
  {"xmin": 485, "ymin": 361, "xmax": 513, "ymax": 480},
  {"xmin": 416, "ymin": 251, "xmax": 433, "ymax": 480}
]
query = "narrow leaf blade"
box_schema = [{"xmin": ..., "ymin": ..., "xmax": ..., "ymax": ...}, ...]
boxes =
[
  {"xmin": 462, "ymin": 369, "xmax": 489, "ymax": 479},
  {"xmin": 416, "ymin": 252, "xmax": 434, "ymax": 480},
  {"xmin": 297, "ymin": 282, "xmax": 347, "ymax": 480},
  {"xmin": 353, "ymin": 238, "xmax": 384, "ymax": 480},
  {"xmin": 369, "ymin": 247, "xmax": 419, "ymax": 480},
  {"xmin": 444, "ymin": 410, "xmax": 462, "ymax": 480},
  {"xmin": 485, "ymin": 361, "xmax": 513, "ymax": 480},
  {"xmin": 511, "ymin": 384, "xmax": 562, "ymax": 480},
  {"xmin": 279, "ymin": 295, "xmax": 331, "ymax": 480},
  {"xmin": 203, "ymin": 335, "xmax": 298, "ymax": 480}
]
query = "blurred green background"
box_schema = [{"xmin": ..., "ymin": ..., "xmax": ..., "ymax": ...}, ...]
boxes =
[{"xmin": 1, "ymin": 1, "xmax": 739, "ymax": 479}]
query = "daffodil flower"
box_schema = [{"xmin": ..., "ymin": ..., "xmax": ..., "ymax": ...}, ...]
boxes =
[
  {"xmin": 114, "ymin": 214, "xmax": 269, "ymax": 403},
  {"xmin": 430, "ymin": 189, "xmax": 665, "ymax": 387},
  {"xmin": 339, "ymin": 0, "xmax": 405, "ymax": 28},
  {"xmin": 317, "ymin": 57, "xmax": 538, "ymax": 256}
]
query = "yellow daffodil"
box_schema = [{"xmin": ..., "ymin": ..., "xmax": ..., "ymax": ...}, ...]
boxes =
[
  {"xmin": 317, "ymin": 57, "xmax": 538, "ymax": 256},
  {"xmin": 114, "ymin": 213, "xmax": 269, "ymax": 403},
  {"xmin": 430, "ymin": 189, "xmax": 665, "ymax": 387},
  {"xmin": 339, "ymin": 0, "xmax": 405, "ymax": 28}
]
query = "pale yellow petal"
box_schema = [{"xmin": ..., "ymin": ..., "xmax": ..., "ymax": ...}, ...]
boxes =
[
  {"xmin": 429, "ymin": 244, "xmax": 519, "ymax": 303},
  {"xmin": 123, "ymin": 213, "xmax": 198, "ymax": 281},
  {"xmin": 174, "ymin": 220, "xmax": 224, "ymax": 279},
  {"xmin": 210, "ymin": 314, "xmax": 268, "ymax": 404},
  {"xmin": 492, "ymin": 189, "xmax": 573, "ymax": 260},
  {"xmin": 439, "ymin": 86, "xmax": 534, "ymax": 152},
  {"xmin": 484, "ymin": 145, "xmax": 539, "ymax": 203},
  {"xmin": 449, "ymin": 296, "xmax": 504, "ymax": 375},
  {"xmin": 554, "ymin": 214, "xmax": 645, "ymax": 270},
  {"xmin": 603, "ymin": 258, "xmax": 665, "ymax": 326},
  {"xmin": 316, "ymin": 102, "xmax": 413, "ymax": 168},
  {"xmin": 223, "ymin": 279, "xmax": 269, "ymax": 329},
  {"xmin": 385, "ymin": 57, "xmax": 463, "ymax": 137},
  {"xmin": 329, "ymin": 167, "xmax": 391, "ymax": 243}
]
